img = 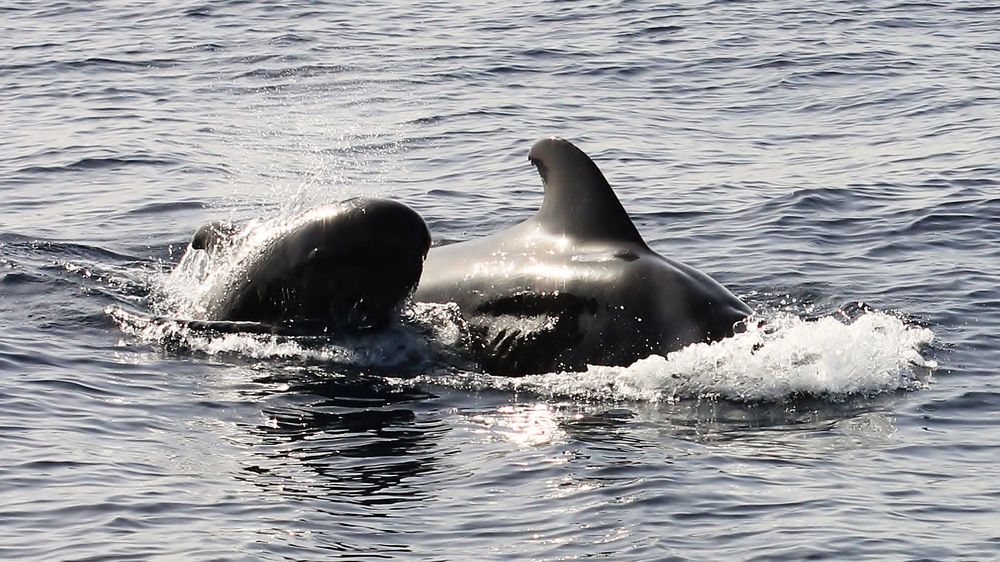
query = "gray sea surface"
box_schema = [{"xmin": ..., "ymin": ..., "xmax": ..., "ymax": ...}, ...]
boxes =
[{"xmin": 1, "ymin": 1, "xmax": 998, "ymax": 560}]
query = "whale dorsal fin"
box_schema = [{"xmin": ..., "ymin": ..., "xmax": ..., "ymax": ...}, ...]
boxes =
[{"xmin": 527, "ymin": 137, "xmax": 646, "ymax": 246}]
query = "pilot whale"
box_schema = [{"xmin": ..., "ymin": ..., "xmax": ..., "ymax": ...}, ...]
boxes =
[
  {"xmin": 188, "ymin": 197, "xmax": 431, "ymax": 332},
  {"xmin": 414, "ymin": 137, "xmax": 752, "ymax": 374},
  {"xmin": 182, "ymin": 138, "xmax": 751, "ymax": 374}
]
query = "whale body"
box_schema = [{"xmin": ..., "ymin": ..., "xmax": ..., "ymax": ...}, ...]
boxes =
[
  {"xmin": 414, "ymin": 137, "xmax": 752, "ymax": 374},
  {"xmin": 192, "ymin": 197, "xmax": 430, "ymax": 332}
]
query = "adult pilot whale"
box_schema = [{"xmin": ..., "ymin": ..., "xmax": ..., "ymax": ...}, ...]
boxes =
[{"xmin": 414, "ymin": 137, "xmax": 753, "ymax": 375}]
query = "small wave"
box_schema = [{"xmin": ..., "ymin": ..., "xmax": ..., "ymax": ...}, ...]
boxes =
[
  {"xmin": 120, "ymin": 200, "xmax": 211, "ymax": 217},
  {"xmin": 955, "ymin": 5, "xmax": 1000, "ymax": 12},
  {"xmin": 419, "ymin": 310, "xmax": 936, "ymax": 403},
  {"xmin": 9, "ymin": 239, "xmax": 139, "ymax": 263},
  {"xmin": 231, "ymin": 63, "xmax": 353, "ymax": 81},
  {"xmin": 17, "ymin": 156, "xmax": 178, "ymax": 175},
  {"xmin": 0, "ymin": 57, "xmax": 178, "ymax": 74},
  {"xmin": 266, "ymin": 33, "xmax": 314, "ymax": 45},
  {"xmin": 62, "ymin": 57, "xmax": 179, "ymax": 69}
]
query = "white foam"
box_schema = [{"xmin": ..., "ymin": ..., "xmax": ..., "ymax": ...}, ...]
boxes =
[
  {"xmin": 107, "ymin": 301, "xmax": 469, "ymax": 372},
  {"xmin": 492, "ymin": 310, "xmax": 937, "ymax": 402}
]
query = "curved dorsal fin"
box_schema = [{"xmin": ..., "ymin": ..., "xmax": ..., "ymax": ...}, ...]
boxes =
[{"xmin": 527, "ymin": 137, "xmax": 646, "ymax": 245}]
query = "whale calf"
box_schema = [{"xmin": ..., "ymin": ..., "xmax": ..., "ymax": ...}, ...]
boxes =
[
  {"xmin": 415, "ymin": 137, "xmax": 752, "ymax": 374},
  {"xmin": 191, "ymin": 197, "xmax": 430, "ymax": 331}
]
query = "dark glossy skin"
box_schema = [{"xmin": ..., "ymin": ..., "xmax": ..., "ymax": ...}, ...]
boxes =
[
  {"xmin": 197, "ymin": 197, "xmax": 431, "ymax": 331},
  {"xmin": 415, "ymin": 138, "xmax": 753, "ymax": 375}
]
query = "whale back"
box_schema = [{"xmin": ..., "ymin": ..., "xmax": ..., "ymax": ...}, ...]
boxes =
[
  {"xmin": 528, "ymin": 137, "xmax": 646, "ymax": 246},
  {"xmin": 416, "ymin": 137, "xmax": 752, "ymax": 375}
]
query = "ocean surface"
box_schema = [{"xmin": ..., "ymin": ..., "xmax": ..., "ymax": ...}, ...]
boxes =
[{"xmin": 2, "ymin": 1, "xmax": 998, "ymax": 560}]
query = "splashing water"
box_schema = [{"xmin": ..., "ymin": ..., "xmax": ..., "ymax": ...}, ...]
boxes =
[
  {"xmin": 153, "ymin": 220, "xmax": 256, "ymax": 320},
  {"xmin": 442, "ymin": 310, "xmax": 937, "ymax": 402},
  {"xmin": 154, "ymin": 212, "xmax": 317, "ymax": 320},
  {"xmin": 107, "ymin": 301, "xmax": 471, "ymax": 372}
]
